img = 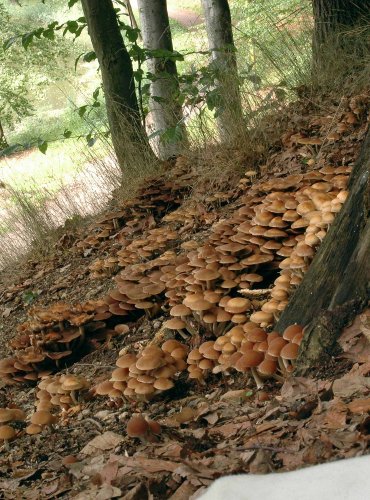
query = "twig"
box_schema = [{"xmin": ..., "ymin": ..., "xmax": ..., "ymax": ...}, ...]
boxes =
[{"xmin": 239, "ymin": 288, "xmax": 271, "ymax": 297}]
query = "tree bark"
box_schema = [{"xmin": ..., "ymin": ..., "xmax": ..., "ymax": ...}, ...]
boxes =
[
  {"xmin": 312, "ymin": 0, "xmax": 370, "ymax": 65},
  {"xmin": 276, "ymin": 129, "xmax": 370, "ymax": 373},
  {"xmin": 0, "ymin": 120, "xmax": 8, "ymax": 150},
  {"xmin": 201, "ymin": 0, "xmax": 244, "ymax": 142},
  {"xmin": 137, "ymin": 0, "xmax": 185, "ymax": 159},
  {"xmin": 81, "ymin": 0, "xmax": 155, "ymax": 170}
]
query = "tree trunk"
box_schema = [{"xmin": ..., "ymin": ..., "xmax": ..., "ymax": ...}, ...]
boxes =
[
  {"xmin": 137, "ymin": 0, "xmax": 185, "ymax": 160},
  {"xmin": 201, "ymin": 0, "xmax": 244, "ymax": 142},
  {"xmin": 81, "ymin": 0, "xmax": 156, "ymax": 170},
  {"xmin": 276, "ymin": 130, "xmax": 370, "ymax": 373},
  {"xmin": 312, "ymin": 0, "xmax": 370, "ymax": 66},
  {"xmin": 0, "ymin": 120, "xmax": 8, "ymax": 150}
]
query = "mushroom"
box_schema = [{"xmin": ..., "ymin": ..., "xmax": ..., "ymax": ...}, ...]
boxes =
[{"xmin": 0, "ymin": 425, "xmax": 16, "ymax": 449}]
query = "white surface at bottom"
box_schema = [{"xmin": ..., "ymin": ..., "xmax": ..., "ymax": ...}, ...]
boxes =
[{"xmin": 198, "ymin": 455, "xmax": 370, "ymax": 500}]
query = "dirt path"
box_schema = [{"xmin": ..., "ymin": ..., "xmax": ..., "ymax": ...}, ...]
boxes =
[
  {"xmin": 130, "ymin": 1, "xmax": 203, "ymax": 28},
  {"xmin": 168, "ymin": 7, "xmax": 203, "ymax": 27}
]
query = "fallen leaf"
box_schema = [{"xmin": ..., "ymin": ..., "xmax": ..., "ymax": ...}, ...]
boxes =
[
  {"xmin": 347, "ymin": 398, "xmax": 370, "ymax": 414},
  {"xmin": 333, "ymin": 375, "xmax": 370, "ymax": 398},
  {"xmin": 81, "ymin": 432, "xmax": 124, "ymax": 455}
]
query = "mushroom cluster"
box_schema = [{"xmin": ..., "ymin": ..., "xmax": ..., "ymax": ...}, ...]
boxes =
[
  {"xmin": 95, "ymin": 340, "xmax": 188, "ymax": 401},
  {"xmin": 161, "ymin": 168, "xmax": 350, "ymax": 333},
  {"xmin": 25, "ymin": 374, "xmax": 90, "ymax": 435},
  {"xmin": 126, "ymin": 414, "xmax": 161, "ymax": 442},
  {"xmin": 0, "ymin": 302, "xmax": 108, "ymax": 384},
  {"xmin": 76, "ymin": 171, "xmax": 191, "ymax": 260},
  {"xmin": 187, "ymin": 324, "xmax": 303, "ymax": 387},
  {"xmin": 1, "ymin": 166, "xmax": 351, "ymax": 394},
  {"xmin": 0, "ymin": 407, "xmax": 26, "ymax": 447}
]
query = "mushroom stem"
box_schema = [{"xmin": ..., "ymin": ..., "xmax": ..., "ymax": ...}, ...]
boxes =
[
  {"xmin": 177, "ymin": 329, "xmax": 189, "ymax": 340},
  {"xmin": 70, "ymin": 390, "xmax": 78, "ymax": 405},
  {"xmin": 77, "ymin": 326, "xmax": 85, "ymax": 348},
  {"xmin": 277, "ymin": 357, "xmax": 287, "ymax": 374},
  {"xmin": 250, "ymin": 367, "xmax": 264, "ymax": 389}
]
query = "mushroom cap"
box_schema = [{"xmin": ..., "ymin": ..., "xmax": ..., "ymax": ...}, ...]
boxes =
[
  {"xmin": 0, "ymin": 409, "xmax": 16, "ymax": 424},
  {"xmin": 30, "ymin": 411, "xmax": 56, "ymax": 426},
  {"xmin": 163, "ymin": 318, "xmax": 186, "ymax": 330},
  {"xmin": 61, "ymin": 375, "xmax": 88, "ymax": 391},
  {"xmin": 0, "ymin": 425, "xmax": 16, "ymax": 441},
  {"xmin": 193, "ymin": 269, "xmax": 220, "ymax": 282},
  {"xmin": 153, "ymin": 378, "xmax": 174, "ymax": 391},
  {"xmin": 282, "ymin": 324, "xmax": 303, "ymax": 341},
  {"xmin": 250, "ymin": 311, "xmax": 274, "ymax": 325},
  {"xmin": 246, "ymin": 328, "xmax": 267, "ymax": 343},
  {"xmin": 267, "ymin": 337, "xmax": 288, "ymax": 357},
  {"xmin": 116, "ymin": 353, "xmax": 137, "ymax": 369},
  {"xmin": 94, "ymin": 380, "xmax": 114, "ymax": 395},
  {"xmin": 257, "ymin": 359, "xmax": 278, "ymax": 376},
  {"xmin": 134, "ymin": 382, "xmax": 155, "ymax": 395},
  {"xmin": 161, "ymin": 339, "xmax": 184, "ymax": 353},
  {"xmin": 280, "ymin": 342, "xmax": 299, "ymax": 361},
  {"xmin": 224, "ymin": 297, "xmax": 251, "ymax": 314},
  {"xmin": 126, "ymin": 415, "xmax": 149, "ymax": 437},
  {"xmin": 147, "ymin": 420, "xmax": 161, "ymax": 435},
  {"xmin": 170, "ymin": 304, "xmax": 191, "ymax": 317},
  {"xmin": 111, "ymin": 368, "xmax": 130, "ymax": 382},
  {"xmin": 136, "ymin": 353, "xmax": 164, "ymax": 371},
  {"xmin": 234, "ymin": 351, "xmax": 264, "ymax": 371},
  {"xmin": 26, "ymin": 424, "xmax": 43, "ymax": 435}
]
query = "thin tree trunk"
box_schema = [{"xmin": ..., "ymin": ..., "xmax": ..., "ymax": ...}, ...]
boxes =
[
  {"xmin": 137, "ymin": 0, "xmax": 185, "ymax": 159},
  {"xmin": 276, "ymin": 130, "xmax": 370, "ymax": 373},
  {"xmin": 0, "ymin": 121, "xmax": 8, "ymax": 150},
  {"xmin": 81, "ymin": 0, "xmax": 156, "ymax": 170},
  {"xmin": 201, "ymin": 0, "xmax": 244, "ymax": 142}
]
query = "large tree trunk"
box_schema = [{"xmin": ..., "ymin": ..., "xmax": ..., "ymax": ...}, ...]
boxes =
[
  {"xmin": 137, "ymin": 0, "xmax": 185, "ymax": 160},
  {"xmin": 81, "ymin": 0, "xmax": 156, "ymax": 170},
  {"xmin": 312, "ymin": 0, "xmax": 370, "ymax": 66},
  {"xmin": 276, "ymin": 130, "xmax": 370, "ymax": 373},
  {"xmin": 201, "ymin": 0, "xmax": 244, "ymax": 142}
]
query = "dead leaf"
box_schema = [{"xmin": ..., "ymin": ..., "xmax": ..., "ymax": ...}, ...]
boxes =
[
  {"xmin": 169, "ymin": 480, "xmax": 197, "ymax": 500},
  {"xmin": 347, "ymin": 398, "xmax": 370, "ymax": 414},
  {"xmin": 2, "ymin": 307, "xmax": 12, "ymax": 318},
  {"xmin": 333, "ymin": 375, "xmax": 370, "ymax": 398},
  {"xmin": 99, "ymin": 461, "xmax": 119, "ymax": 485},
  {"xmin": 81, "ymin": 432, "xmax": 124, "ymax": 455}
]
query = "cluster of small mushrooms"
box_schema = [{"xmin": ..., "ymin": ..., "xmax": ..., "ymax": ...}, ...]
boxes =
[
  {"xmin": 0, "ymin": 165, "xmax": 352, "ymax": 419},
  {"xmin": 0, "ymin": 301, "xmax": 120, "ymax": 384}
]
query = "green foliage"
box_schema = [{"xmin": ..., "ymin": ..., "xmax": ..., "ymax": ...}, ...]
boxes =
[{"xmin": 0, "ymin": 0, "xmax": 89, "ymax": 151}]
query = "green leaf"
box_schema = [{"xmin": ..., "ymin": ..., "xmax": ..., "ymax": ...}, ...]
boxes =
[
  {"xmin": 63, "ymin": 130, "xmax": 72, "ymax": 139},
  {"xmin": 21, "ymin": 33, "xmax": 34, "ymax": 50},
  {"xmin": 68, "ymin": 0, "xmax": 79, "ymax": 7},
  {"xmin": 92, "ymin": 88, "xmax": 100, "ymax": 100},
  {"xmin": 77, "ymin": 105, "xmax": 88, "ymax": 117},
  {"xmin": 83, "ymin": 51, "xmax": 96, "ymax": 62},
  {"xmin": 38, "ymin": 140, "xmax": 48, "ymax": 154},
  {"xmin": 3, "ymin": 36, "xmax": 18, "ymax": 51}
]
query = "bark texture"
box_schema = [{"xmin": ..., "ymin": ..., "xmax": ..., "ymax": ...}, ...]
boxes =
[
  {"xmin": 276, "ymin": 130, "xmax": 370, "ymax": 373},
  {"xmin": 201, "ymin": 0, "xmax": 244, "ymax": 142},
  {"xmin": 81, "ymin": 0, "xmax": 154, "ymax": 170},
  {"xmin": 0, "ymin": 121, "xmax": 8, "ymax": 150},
  {"xmin": 137, "ymin": 0, "xmax": 184, "ymax": 159}
]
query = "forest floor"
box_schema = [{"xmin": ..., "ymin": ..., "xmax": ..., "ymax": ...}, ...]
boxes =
[{"xmin": 0, "ymin": 90, "xmax": 369, "ymax": 499}]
